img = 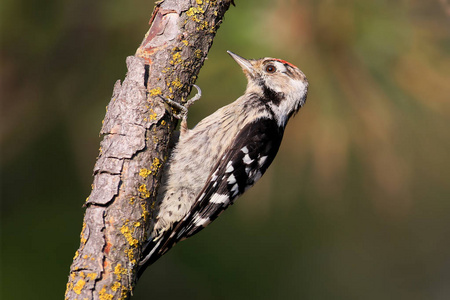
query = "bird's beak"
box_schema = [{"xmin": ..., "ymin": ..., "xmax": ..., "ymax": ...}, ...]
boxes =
[{"xmin": 227, "ymin": 51, "xmax": 255, "ymax": 75}]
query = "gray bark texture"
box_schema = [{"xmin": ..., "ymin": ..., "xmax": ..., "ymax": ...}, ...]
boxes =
[{"xmin": 65, "ymin": 1, "xmax": 233, "ymax": 299}]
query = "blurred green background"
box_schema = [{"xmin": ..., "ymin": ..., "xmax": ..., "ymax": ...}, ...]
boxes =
[{"xmin": 2, "ymin": 0, "xmax": 450, "ymax": 299}]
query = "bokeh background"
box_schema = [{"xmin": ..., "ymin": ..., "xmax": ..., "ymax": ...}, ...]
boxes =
[{"xmin": 2, "ymin": 0, "xmax": 450, "ymax": 299}]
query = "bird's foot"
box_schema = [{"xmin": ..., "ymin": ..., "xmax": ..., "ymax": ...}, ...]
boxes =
[{"xmin": 160, "ymin": 85, "xmax": 202, "ymax": 120}]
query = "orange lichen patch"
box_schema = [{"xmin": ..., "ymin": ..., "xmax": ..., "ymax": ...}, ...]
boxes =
[
  {"xmin": 104, "ymin": 241, "xmax": 112, "ymax": 254},
  {"xmin": 135, "ymin": 47, "xmax": 153, "ymax": 65}
]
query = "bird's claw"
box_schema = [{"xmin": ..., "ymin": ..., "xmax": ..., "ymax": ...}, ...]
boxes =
[{"xmin": 159, "ymin": 85, "xmax": 202, "ymax": 120}]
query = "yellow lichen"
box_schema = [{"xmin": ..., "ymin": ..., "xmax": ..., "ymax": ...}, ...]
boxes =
[
  {"xmin": 196, "ymin": 0, "xmax": 203, "ymax": 4},
  {"xmin": 152, "ymin": 157, "xmax": 161, "ymax": 171},
  {"xmin": 80, "ymin": 222, "xmax": 87, "ymax": 244},
  {"xmin": 121, "ymin": 224, "xmax": 139, "ymax": 248},
  {"xmin": 171, "ymin": 52, "xmax": 182, "ymax": 65},
  {"xmin": 141, "ymin": 202, "xmax": 150, "ymax": 222},
  {"xmin": 140, "ymin": 157, "xmax": 162, "ymax": 177},
  {"xmin": 149, "ymin": 108, "xmax": 158, "ymax": 121},
  {"xmin": 172, "ymin": 78, "xmax": 183, "ymax": 89},
  {"xmin": 114, "ymin": 263, "xmax": 127, "ymax": 281},
  {"xmin": 121, "ymin": 287, "xmax": 129, "ymax": 298},
  {"xmin": 99, "ymin": 286, "xmax": 114, "ymax": 300},
  {"xmin": 195, "ymin": 49, "xmax": 203, "ymax": 58},
  {"xmin": 139, "ymin": 168, "xmax": 152, "ymax": 179},
  {"xmin": 149, "ymin": 87, "xmax": 162, "ymax": 96},
  {"xmin": 182, "ymin": 40, "xmax": 189, "ymax": 46},
  {"xmin": 134, "ymin": 221, "xmax": 141, "ymax": 227},
  {"xmin": 87, "ymin": 273, "xmax": 97, "ymax": 281},
  {"xmin": 73, "ymin": 279, "xmax": 86, "ymax": 295},
  {"xmin": 186, "ymin": 7, "xmax": 196, "ymax": 17},
  {"xmin": 111, "ymin": 282, "xmax": 121, "ymax": 292},
  {"xmin": 65, "ymin": 282, "xmax": 74, "ymax": 297},
  {"xmin": 124, "ymin": 248, "xmax": 137, "ymax": 265},
  {"xmin": 138, "ymin": 184, "xmax": 150, "ymax": 198},
  {"xmin": 186, "ymin": 4, "xmax": 205, "ymax": 21},
  {"xmin": 161, "ymin": 120, "xmax": 166, "ymax": 126},
  {"xmin": 73, "ymin": 250, "xmax": 79, "ymax": 260},
  {"xmin": 197, "ymin": 20, "xmax": 208, "ymax": 31}
]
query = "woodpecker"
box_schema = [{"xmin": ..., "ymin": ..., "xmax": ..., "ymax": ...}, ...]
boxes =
[{"xmin": 138, "ymin": 51, "xmax": 308, "ymax": 275}]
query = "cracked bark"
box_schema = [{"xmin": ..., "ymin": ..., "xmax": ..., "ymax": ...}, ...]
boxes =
[{"xmin": 65, "ymin": 1, "xmax": 234, "ymax": 299}]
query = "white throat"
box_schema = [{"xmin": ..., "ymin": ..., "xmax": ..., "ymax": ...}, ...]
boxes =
[{"xmin": 269, "ymin": 78, "xmax": 308, "ymax": 127}]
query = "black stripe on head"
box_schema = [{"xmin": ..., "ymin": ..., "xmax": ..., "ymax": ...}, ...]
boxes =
[{"xmin": 262, "ymin": 85, "xmax": 284, "ymax": 106}]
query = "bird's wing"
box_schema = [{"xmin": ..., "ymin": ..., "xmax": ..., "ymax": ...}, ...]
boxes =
[{"xmin": 156, "ymin": 118, "xmax": 284, "ymax": 257}]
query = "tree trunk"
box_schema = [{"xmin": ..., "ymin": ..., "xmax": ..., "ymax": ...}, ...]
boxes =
[{"xmin": 65, "ymin": 1, "xmax": 233, "ymax": 299}]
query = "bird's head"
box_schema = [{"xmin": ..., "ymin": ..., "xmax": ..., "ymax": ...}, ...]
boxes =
[{"xmin": 228, "ymin": 51, "xmax": 309, "ymax": 126}]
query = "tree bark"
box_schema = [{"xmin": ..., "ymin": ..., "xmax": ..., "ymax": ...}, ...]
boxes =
[{"xmin": 65, "ymin": 1, "xmax": 233, "ymax": 299}]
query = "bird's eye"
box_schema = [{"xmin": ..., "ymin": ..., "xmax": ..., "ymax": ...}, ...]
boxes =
[{"xmin": 265, "ymin": 65, "xmax": 276, "ymax": 73}]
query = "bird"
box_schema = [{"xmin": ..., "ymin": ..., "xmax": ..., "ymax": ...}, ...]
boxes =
[{"xmin": 138, "ymin": 50, "xmax": 308, "ymax": 276}]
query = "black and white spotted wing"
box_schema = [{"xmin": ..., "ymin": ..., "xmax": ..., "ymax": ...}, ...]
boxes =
[{"xmin": 157, "ymin": 118, "xmax": 284, "ymax": 256}]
